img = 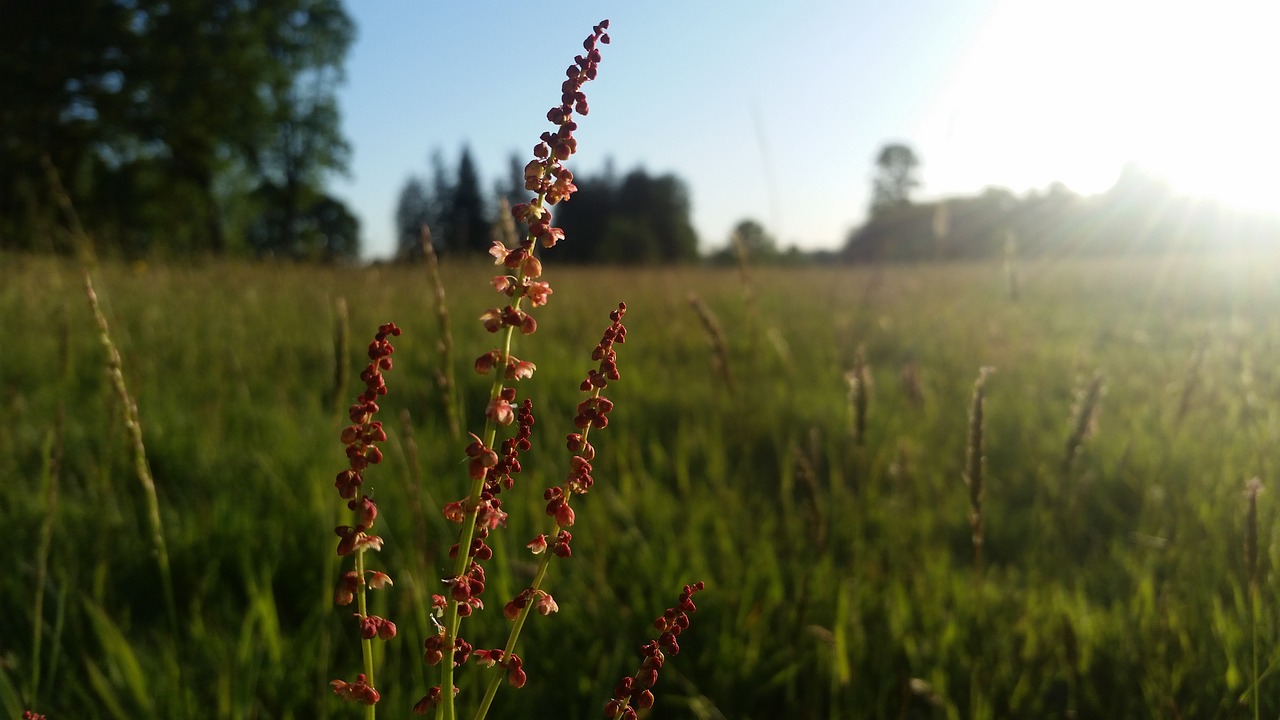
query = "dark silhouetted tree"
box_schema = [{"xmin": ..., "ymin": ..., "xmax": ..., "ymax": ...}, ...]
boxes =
[
  {"xmin": 708, "ymin": 219, "xmax": 777, "ymax": 264},
  {"xmin": 395, "ymin": 177, "xmax": 433, "ymax": 259},
  {"xmin": 443, "ymin": 146, "xmax": 489, "ymax": 255},
  {"xmin": 734, "ymin": 218, "xmax": 777, "ymax": 260},
  {"xmin": 247, "ymin": 183, "xmax": 359, "ymax": 261},
  {"xmin": 871, "ymin": 143, "xmax": 921, "ymax": 215},
  {"xmin": 554, "ymin": 165, "xmax": 698, "ymax": 264}
]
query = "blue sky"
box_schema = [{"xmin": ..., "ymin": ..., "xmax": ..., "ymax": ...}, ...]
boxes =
[{"xmin": 331, "ymin": 0, "xmax": 1280, "ymax": 259}]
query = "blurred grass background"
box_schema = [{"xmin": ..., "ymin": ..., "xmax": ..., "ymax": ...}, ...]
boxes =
[{"xmin": 2, "ymin": 250, "xmax": 1278, "ymax": 718}]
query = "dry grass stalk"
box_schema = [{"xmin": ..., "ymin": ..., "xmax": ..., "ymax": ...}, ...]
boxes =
[
  {"xmin": 421, "ymin": 224, "xmax": 461, "ymax": 441},
  {"xmin": 1246, "ymin": 477, "xmax": 1264, "ymax": 592},
  {"xmin": 1173, "ymin": 344, "xmax": 1205, "ymax": 429},
  {"xmin": 1062, "ymin": 371, "xmax": 1104, "ymax": 474},
  {"xmin": 964, "ymin": 367, "xmax": 994, "ymax": 582},
  {"xmin": 83, "ymin": 270, "xmax": 177, "ymax": 631},
  {"xmin": 899, "ymin": 361, "xmax": 924, "ymax": 410},
  {"xmin": 845, "ymin": 348, "xmax": 870, "ymax": 446},
  {"xmin": 793, "ymin": 441, "xmax": 828, "ymax": 553},
  {"xmin": 963, "ymin": 366, "xmax": 994, "ymax": 720},
  {"xmin": 688, "ymin": 291, "xmax": 736, "ymax": 396},
  {"xmin": 331, "ymin": 297, "xmax": 350, "ymax": 416},
  {"xmin": 396, "ymin": 407, "xmax": 434, "ymax": 568},
  {"xmin": 493, "ymin": 196, "xmax": 520, "ymax": 250},
  {"xmin": 731, "ymin": 228, "xmax": 758, "ymax": 308}
]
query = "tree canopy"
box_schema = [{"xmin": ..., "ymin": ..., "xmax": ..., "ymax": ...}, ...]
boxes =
[
  {"xmin": 0, "ymin": 0, "xmax": 358, "ymax": 259},
  {"xmin": 870, "ymin": 143, "xmax": 921, "ymax": 216},
  {"xmin": 394, "ymin": 154, "xmax": 700, "ymax": 264}
]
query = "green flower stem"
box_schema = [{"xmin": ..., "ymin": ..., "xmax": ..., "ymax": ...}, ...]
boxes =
[
  {"xmin": 355, "ymin": 549, "xmax": 376, "ymax": 720},
  {"xmin": 1250, "ymin": 581, "xmax": 1259, "ymax": 720},
  {"xmin": 440, "ymin": 188, "xmax": 549, "ymax": 720},
  {"xmin": 439, "ymin": 319, "xmax": 519, "ymax": 720},
  {"xmin": 470, "ymin": 394, "xmax": 602, "ymax": 720},
  {"xmin": 470, "ymin": 537, "xmax": 554, "ymax": 720}
]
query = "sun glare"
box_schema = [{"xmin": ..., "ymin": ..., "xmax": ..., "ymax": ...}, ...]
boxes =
[{"xmin": 923, "ymin": 0, "xmax": 1280, "ymax": 214}]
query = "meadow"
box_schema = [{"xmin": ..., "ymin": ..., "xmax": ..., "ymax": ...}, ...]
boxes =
[{"xmin": 2, "ymin": 250, "xmax": 1278, "ymax": 719}]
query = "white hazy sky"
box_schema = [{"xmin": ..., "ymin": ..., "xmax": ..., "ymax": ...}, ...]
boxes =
[{"xmin": 331, "ymin": 0, "xmax": 1280, "ymax": 259}]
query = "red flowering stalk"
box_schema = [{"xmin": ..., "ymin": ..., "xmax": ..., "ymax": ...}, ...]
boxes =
[
  {"xmin": 331, "ymin": 323, "xmax": 401, "ymax": 715},
  {"xmin": 449, "ymin": 304, "xmax": 628, "ymax": 719},
  {"xmin": 418, "ymin": 20, "xmax": 610, "ymax": 720},
  {"xmin": 604, "ymin": 582, "xmax": 706, "ymax": 720}
]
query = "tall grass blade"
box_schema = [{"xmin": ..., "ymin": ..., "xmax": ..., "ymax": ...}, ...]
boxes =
[{"xmin": 82, "ymin": 600, "xmax": 156, "ymax": 718}]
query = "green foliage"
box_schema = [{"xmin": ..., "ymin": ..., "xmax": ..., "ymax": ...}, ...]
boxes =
[
  {"xmin": 3, "ymin": 251, "xmax": 1279, "ymax": 718},
  {"xmin": 0, "ymin": 0, "xmax": 357, "ymax": 258}
]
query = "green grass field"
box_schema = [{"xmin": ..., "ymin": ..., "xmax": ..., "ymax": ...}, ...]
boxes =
[{"xmin": 3, "ymin": 250, "xmax": 1278, "ymax": 719}]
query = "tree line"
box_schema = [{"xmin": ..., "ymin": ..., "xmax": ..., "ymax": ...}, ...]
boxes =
[
  {"xmin": 844, "ymin": 145, "xmax": 1280, "ymax": 262},
  {"xmin": 5, "ymin": 0, "xmax": 1268, "ymax": 267},
  {"xmin": 0, "ymin": 0, "xmax": 358, "ymax": 260},
  {"xmin": 395, "ymin": 151, "xmax": 699, "ymax": 264}
]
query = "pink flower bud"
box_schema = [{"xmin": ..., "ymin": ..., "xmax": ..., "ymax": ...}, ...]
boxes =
[
  {"xmin": 480, "ymin": 308, "xmax": 503, "ymax": 333},
  {"xmin": 349, "ymin": 495, "xmax": 377, "ymax": 527},
  {"xmin": 527, "ymin": 534, "xmax": 548, "ymax": 554},
  {"xmin": 519, "ymin": 314, "xmax": 538, "ymax": 335},
  {"xmin": 488, "ymin": 242, "xmax": 510, "ymax": 264},
  {"xmin": 555, "ymin": 502, "xmax": 576, "ymax": 527},
  {"xmin": 487, "ymin": 398, "xmax": 516, "ymax": 425}
]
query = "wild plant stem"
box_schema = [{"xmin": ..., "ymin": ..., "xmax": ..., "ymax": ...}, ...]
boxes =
[
  {"xmin": 470, "ymin": 549, "xmax": 552, "ymax": 720},
  {"xmin": 355, "ymin": 549, "xmax": 376, "ymax": 720},
  {"xmin": 1244, "ymin": 476, "xmax": 1262, "ymax": 720},
  {"xmin": 438, "ymin": 174, "xmax": 553, "ymax": 720},
  {"xmin": 1250, "ymin": 582, "xmax": 1259, "ymax": 720}
]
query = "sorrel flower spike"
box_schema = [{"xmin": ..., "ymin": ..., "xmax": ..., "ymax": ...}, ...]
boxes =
[
  {"xmin": 469, "ymin": 304, "xmax": 628, "ymax": 720},
  {"xmin": 604, "ymin": 582, "xmax": 706, "ymax": 720},
  {"xmin": 331, "ymin": 322, "xmax": 401, "ymax": 709},
  {"xmin": 422, "ymin": 20, "xmax": 611, "ymax": 720}
]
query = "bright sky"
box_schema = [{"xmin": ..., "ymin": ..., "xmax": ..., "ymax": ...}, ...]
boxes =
[{"xmin": 332, "ymin": 0, "xmax": 1280, "ymax": 259}]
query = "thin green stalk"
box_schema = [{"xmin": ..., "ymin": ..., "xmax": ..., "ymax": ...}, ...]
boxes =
[
  {"xmin": 355, "ymin": 550, "xmax": 376, "ymax": 720},
  {"xmin": 434, "ymin": 22, "xmax": 609, "ymax": 716},
  {"xmin": 470, "ymin": 544, "xmax": 553, "ymax": 720},
  {"xmin": 470, "ymin": 395, "xmax": 604, "ymax": 720},
  {"xmin": 30, "ymin": 430, "xmax": 58, "ymax": 704},
  {"xmin": 1244, "ymin": 477, "xmax": 1263, "ymax": 720},
  {"xmin": 440, "ymin": 285, "xmax": 526, "ymax": 720},
  {"xmin": 30, "ymin": 305, "xmax": 68, "ymax": 705}
]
